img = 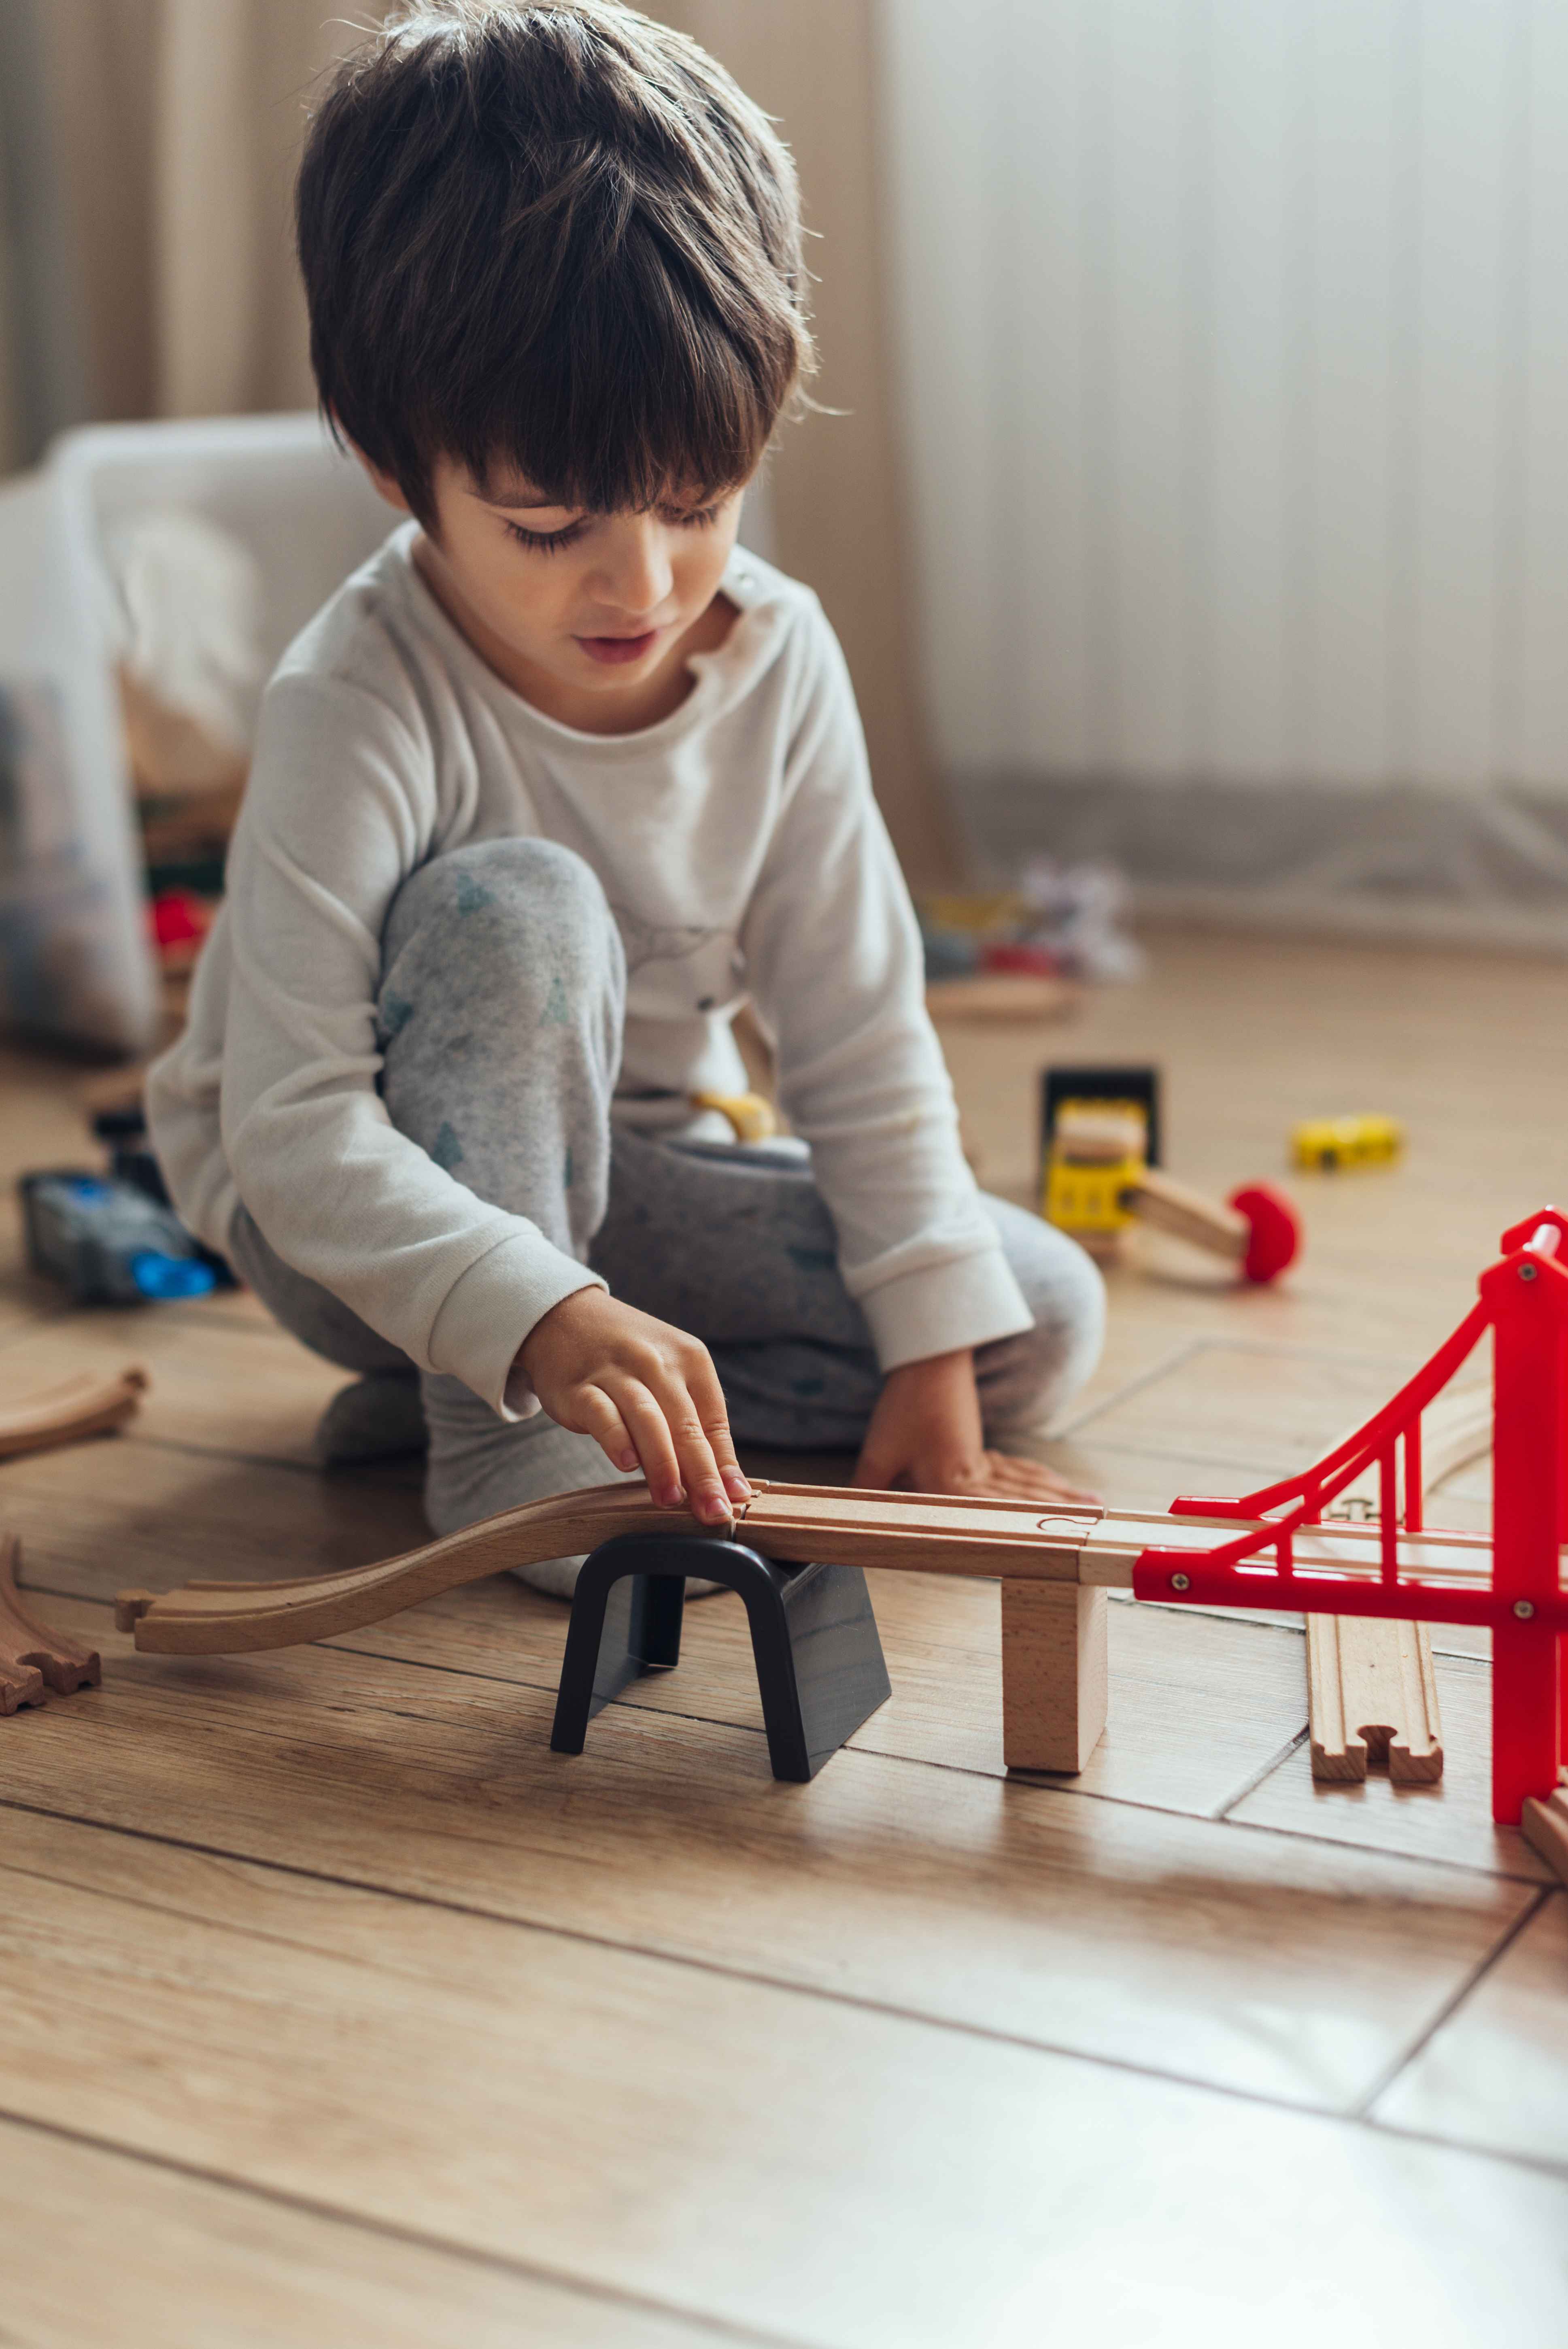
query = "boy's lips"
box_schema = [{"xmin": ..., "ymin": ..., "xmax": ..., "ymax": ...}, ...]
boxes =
[{"xmin": 575, "ymin": 627, "xmax": 663, "ymax": 665}]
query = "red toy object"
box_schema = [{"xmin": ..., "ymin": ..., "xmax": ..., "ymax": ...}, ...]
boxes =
[
  {"xmin": 980, "ymin": 940, "xmax": 1062, "ymax": 978},
  {"xmin": 1134, "ymin": 1207, "xmax": 1568, "ymax": 1825},
  {"xmin": 147, "ymin": 890, "xmax": 217, "ymax": 975},
  {"xmin": 1228, "ymin": 1183, "xmax": 1302, "ymax": 1284}
]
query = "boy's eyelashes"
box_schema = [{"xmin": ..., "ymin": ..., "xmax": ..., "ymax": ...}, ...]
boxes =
[
  {"xmin": 504, "ymin": 518, "xmax": 590, "ymax": 555},
  {"xmin": 501, "ymin": 503, "xmax": 726, "ymax": 557}
]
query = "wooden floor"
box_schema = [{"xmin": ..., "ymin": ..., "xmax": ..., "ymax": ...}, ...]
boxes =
[{"xmin": 0, "ymin": 926, "xmax": 1565, "ymax": 2346}]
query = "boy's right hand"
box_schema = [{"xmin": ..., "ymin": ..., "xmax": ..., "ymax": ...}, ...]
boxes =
[{"xmin": 516, "ymin": 1287, "xmax": 750, "ymax": 1526}]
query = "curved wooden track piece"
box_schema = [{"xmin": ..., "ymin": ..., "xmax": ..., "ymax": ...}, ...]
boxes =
[
  {"xmin": 0, "ymin": 1366, "xmax": 149, "ymax": 1461},
  {"xmin": 116, "ymin": 1483, "xmax": 701, "ymax": 1652},
  {"xmin": 0, "ymin": 1533, "xmax": 100, "ymax": 1711},
  {"xmin": 1417, "ymin": 1381, "xmax": 1492, "ymax": 1493}
]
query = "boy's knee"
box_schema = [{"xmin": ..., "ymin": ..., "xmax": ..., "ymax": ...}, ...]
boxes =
[
  {"xmin": 978, "ymin": 1203, "xmax": 1106, "ymax": 1436},
  {"xmin": 382, "ymin": 837, "xmax": 623, "ymax": 1016}
]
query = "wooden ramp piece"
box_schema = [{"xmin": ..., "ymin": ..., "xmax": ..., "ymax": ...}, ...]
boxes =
[{"xmin": 1307, "ymin": 1380, "xmax": 1491, "ymax": 1786}]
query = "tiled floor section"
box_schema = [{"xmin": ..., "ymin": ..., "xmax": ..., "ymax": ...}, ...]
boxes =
[{"xmin": 0, "ymin": 925, "xmax": 1564, "ymax": 2345}]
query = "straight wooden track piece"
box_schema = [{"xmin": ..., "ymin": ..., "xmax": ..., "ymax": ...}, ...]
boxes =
[
  {"xmin": 1521, "ymin": 1784, "xmax": 1568, "ymax": 1888},
  {"xmin": 1306, "ymin": 1614, "xmax": 1443, "ymax": 1784},
  {"xmin": 1303, "ymin": 1380, "xmax": 1489, "ymax": 1786},
  {"xmin": 0, "ymin": 1533, "xmax": 101, "ymax": 1712},
  {"xmin": 0, "ymin": 1365, "xmax": 149, "ymax": 1461}
]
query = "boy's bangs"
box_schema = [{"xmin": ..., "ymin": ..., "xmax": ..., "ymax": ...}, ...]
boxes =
[{"xmin": 460, "ymin": 251, "xmax": 784, "ymax": 516}]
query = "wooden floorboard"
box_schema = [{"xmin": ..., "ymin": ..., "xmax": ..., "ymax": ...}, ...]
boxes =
[
  {"xmin": 0, "ymin": 929, "xmax": 1562, "ymax": 2335},
  {"xmin": 0, "ymin": 1594, "xmax": 1534, "ymax": 2113},
  {"xmin": 0, "ymin": 2115, "xmax": 720, "ymax": 2349},
  {"xmin": 1372, "ymin": 1892, "xmax": 1568, "ymax": 2172},
  {"xmin": 0, "ymin": 1805, "xmax": 1564, "ymax": 2347}
]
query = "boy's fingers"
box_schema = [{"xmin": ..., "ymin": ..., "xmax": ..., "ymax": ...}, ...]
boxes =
[
  {"xmin": 569, "ymin": 1386, "xmax": 640, "ymax": 1475},
  {"xmin": 604, "ymin": 1377, "xmax": 684, "ymax": 1509},
  {"xmin": 660, "ymin": 1399, "xmax": 731, "ymax": 1526},
  {"xmin": 687, "ymin": 1356, "xmax": 751, "ymax": 1506}
]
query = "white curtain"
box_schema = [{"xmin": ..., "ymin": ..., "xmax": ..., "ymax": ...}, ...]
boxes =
[{"xmin": 880, "ymin": 0, "xmax": 1568, "ymax": 807}]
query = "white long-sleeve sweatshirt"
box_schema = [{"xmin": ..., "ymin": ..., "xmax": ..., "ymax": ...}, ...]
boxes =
[{"xmin": 147, "ymin": 525, "xmax": 1031, "ymax": 1417}]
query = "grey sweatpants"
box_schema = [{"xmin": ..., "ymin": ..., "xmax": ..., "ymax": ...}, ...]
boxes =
[{"xmin": 229, "ymin": 837, "xmax": 1105, "ymax": 1537}]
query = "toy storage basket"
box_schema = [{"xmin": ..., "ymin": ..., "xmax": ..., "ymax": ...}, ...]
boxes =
[{"xmin": 0, "ymin": 413, "xmax": 391, "ymax": 1055}]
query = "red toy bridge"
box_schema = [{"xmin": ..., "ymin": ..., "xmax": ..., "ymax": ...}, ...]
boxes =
[{"xmin": 1134, "ymin": 1208, "xmax": 1568, "ymax": 1823}]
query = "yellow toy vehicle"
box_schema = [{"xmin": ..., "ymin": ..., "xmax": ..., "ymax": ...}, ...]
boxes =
[
  {"xmin": 1041, "ymin": 1065, "xmax": 1302, "ymax": 1284},
  {"xmin": 1291, "ymin": 1115, "xmax": 1403, "ymax": 1173},
  {"xmin": 1043, "ymin": 1099, "xmax": 1149, "ymax": 1249}
]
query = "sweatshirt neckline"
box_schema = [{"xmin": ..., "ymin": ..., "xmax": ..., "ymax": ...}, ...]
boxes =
[{"xmin": 388, "ymin": 520, "xmax": 772, "ymax": 753}]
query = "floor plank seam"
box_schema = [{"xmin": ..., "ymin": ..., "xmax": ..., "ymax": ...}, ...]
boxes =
[
  {"xmin": 0, "ymin": 2103, "xmax": 806, "ymax": 2348},
  {"xmin": 1347, "ymin": 1885, "xmax": 1562, "ymax": 2122},
  {"xmin": 0, "ymin": 1790, "xmax": 1527, "ymax": 2132},
  {"xmin": 1116, "ymin": 1597, "xmax": 1307, "ymax": 1639},
  {"xmin": 1209, "ymin": 1803, "xmax": 1549, "ymax": 1887},
  {"xmin": 1360, "ymin": 2105, "xmax": 1568, "ymax": 2184},
  {"xmin": 2, "ymin": 1582, "xmax": 1542, "ymax": 1880},
  {"xmin": 1212, "ymin": 1725, "xmax": 1311, "ymax": 1820}
]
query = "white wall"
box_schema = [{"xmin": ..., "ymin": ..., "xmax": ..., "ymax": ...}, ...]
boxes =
[{"xmin": 880, "ymin": 0, "xmax": 1568, "ymax": 797}]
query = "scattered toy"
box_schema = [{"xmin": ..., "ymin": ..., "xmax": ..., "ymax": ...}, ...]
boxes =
[
  {"xmin": 688, "ymin": 1088, "xmax": 780, "ymax": 1143},
  {"xmin": 0, "ymin": 1533, "xmax": 101, "ymax": 1714},
  {"xmin": 0, "ymin": 1364, "xmax": 148, "ymax": 1714},
  {"xmin": 21, "ymin": 1170, "xmax": 217, "ymax": 1303},
  {"xmin": 1292, "ymin": 1114, "xmax": 1404, "ymax": 1172},
  {"xmin": 0, "ymin": 1365, "xmax": 149, "ymax": 1460},
  {"xmin": 1040, "ymin": 1066, "xmax": 1301, "ymax": 1283},
  {"xmin": 918, "ymin": 859, "xmax": 1143, "ymax": 989}
]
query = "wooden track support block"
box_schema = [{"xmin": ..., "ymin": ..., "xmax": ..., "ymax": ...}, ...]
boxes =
[
  {"xmin": 1521, "ymin": 1784, "xmax": 1568, "ymax": 1888},
  {"xmin": 1307, "ymin": 1614, "xmax": 1443, "ymax": 1784},
  {"xmin": 1000, "ymin": 1579, "xmax": 1107, "ymax": 1773}
]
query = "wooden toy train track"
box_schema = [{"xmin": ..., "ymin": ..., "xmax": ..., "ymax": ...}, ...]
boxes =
[
  {"xmin": 113, "ymin": 1209, "xmax": 1568, "ymax": 1857},
  {"xmin": 114, "ymin": 1478, "xmax": 1500, "ymax": 1657}
]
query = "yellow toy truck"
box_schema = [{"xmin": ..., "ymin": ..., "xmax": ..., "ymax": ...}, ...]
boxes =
[{"xmin": 1041, "ymin": 1065, "xmax": 1301, "ymax": 1284}]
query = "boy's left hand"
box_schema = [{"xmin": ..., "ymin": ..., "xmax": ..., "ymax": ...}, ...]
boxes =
[{"xmin": 853, "ymin": 1347, "xmax": 1101, "ymax": 1506}]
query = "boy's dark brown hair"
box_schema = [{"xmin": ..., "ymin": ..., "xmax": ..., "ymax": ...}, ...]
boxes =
[{"xmin": 296, "ymin": 0, "xmax": 814, "ymax": 526}]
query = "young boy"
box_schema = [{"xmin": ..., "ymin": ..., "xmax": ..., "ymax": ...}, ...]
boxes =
[{"xmin": 148, "ymin": 0, "xmax": 1105, "ymax": 1593}]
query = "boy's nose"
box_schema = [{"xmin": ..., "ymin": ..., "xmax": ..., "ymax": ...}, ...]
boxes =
[{"xmin": 590, "ymin": 517, "xmax": 674, "ymax": 617}]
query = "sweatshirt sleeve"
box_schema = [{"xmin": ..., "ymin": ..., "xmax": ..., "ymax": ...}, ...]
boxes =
[
  {"xmin": 739, "ymin": 602, "xmax": 1033, "ymax": 1370},
  {"xmin": 170, "ymin": 671, "xmax": 602, "ymax": 1414}
]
